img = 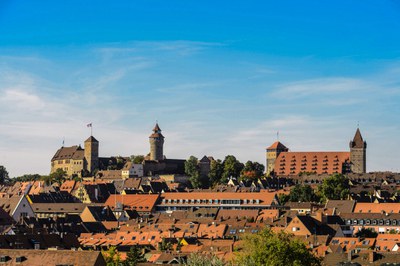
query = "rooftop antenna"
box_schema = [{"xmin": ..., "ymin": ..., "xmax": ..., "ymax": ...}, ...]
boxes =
[{"xmin": 62, "ymin": 137, "xmax": 65, "ymax": 147}]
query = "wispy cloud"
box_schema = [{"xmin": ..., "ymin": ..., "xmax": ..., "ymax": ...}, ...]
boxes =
[
  {"xmin": 272, "ymin": 77, "xmax": 370, "ymax": 99},
  {"xmin": 1, "ymin": 43, "xmax": 400, "ymax": 177}
]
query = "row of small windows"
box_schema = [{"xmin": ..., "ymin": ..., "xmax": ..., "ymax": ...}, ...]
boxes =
[
  {"xmin": 56, "ymin": 160, "xmax": 82, "ymax": 165},
  {"xmin": 346, "ymin": 219, "xmax": 400, "ymax": 226},
  {"xmin": 161, "ymin": 199, "xmax": 260, "ymax": 204}
]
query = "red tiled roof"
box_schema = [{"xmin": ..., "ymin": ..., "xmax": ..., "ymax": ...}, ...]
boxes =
[
  {"xmin": 160, "ymin": 191, "xmax": 277, "ymax": 207},
  {"xmin": 354, "ymin": 203, "xmax": 400, "ymax": 214},
  {"xmin": 104, "ymin": 194, "xmax": 159, "ymax": 212},
  {"xmin": 267, "ymin": 141, "xmax": 288, "ymax": 150},
  {"xmin": 275, "ymin": 151, "xmax": 350, "ymax": 176}
]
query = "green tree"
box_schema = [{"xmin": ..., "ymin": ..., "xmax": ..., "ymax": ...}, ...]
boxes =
[
  {"xmin": 40, "ymin": 175, "xmax": 52, "ymax": 186},
  {"xmin": 318, "ymin": 174, "xmax": 350, "ymax": 202},
  {"xmin": 116, "ymin": 156, "xmax": 126, "ymax": 169},
  {"xmin": 185, "ymin": 156, "xmax": 208, "ymax": 188},
  {"xmin": 14, "ymin": 174, "xmax": 41, "ymax": 182},
  {"xmin": 124, "ymin": 245, "xmax": 145, "ymax": 266},
  {"xmin": 289, "ymin": 184, "xmax": 320, "ymax": 203},
  {"xmin": 235, "ymin": 228, "xmax": 321, "ymax": 266},
  {"xmin": 102, "ymin": 246, "xmax": 121, "ymax": 266},
  {"xmin": 0, "ymin": 166, "xmax": 9, "ymax": 184},
  {"xmin": 158, "ymin": 238, "xmax": 173, "ymax": 251},
  {"xmin": 130, "ymin": 155, "xmax": 145, "ymax": 164},
  {"xmin": 48, "ymin": 168, "xmax": 67, "ymax": 186},
  {"xmin": 185, "ymin": 252, "xmax": 225, "ymax": 266},
  {"xmin": 221, "ymin": 155, "xmax": 244, "ymax": 184},
  {"xmin": 241, "ymin": 161, "xmax": 265, "ymax": 181},
  {"xmin": 278, "ymin": 193, "xmax": 290, "ymax": 205},
  {"xmin": 208, "ymin": 159, "xmax": 224, "ymax": 186}
]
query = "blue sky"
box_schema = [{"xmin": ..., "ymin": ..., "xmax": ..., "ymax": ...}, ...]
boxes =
[{"xmin": 1, "ymin": 1, "xmax": 400, "ymax": 177}]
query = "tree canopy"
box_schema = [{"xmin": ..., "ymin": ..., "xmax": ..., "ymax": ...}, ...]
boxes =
[
  {"xmin": 185, "ymin": 156, "xmax": 208, "ymax": 188},
  {"xmin": 102, "ymin": 246, "xmax": 121, "ymax": 266},
  {"xmin": 185, "ymin": 252, "xmax": 225, "ymax": 266},
  {"xmin": 241, "ymin": 161, "xmax": 265, "ymax": 181},
  {"xmin": 0, "ymin": 166, "xmax": 9, "ymax": 184},
  {"xmin": 318, "ymin": 174, "xmax": 350, "ymax": 202},
  {"xmin": 235, "ymin": 228, "xmax": 321, "ymax": 266},
  {"xmin": 45, "ymin": 168, "xmax": 67, "ymax": 186},
  {"xmin": 13, "ymin": 174, "xmax": 41, "ymax": 182},
  {"xmin": 130, "ymin": 155, "xmax": 145, "ymax": 164},
  {"xmin": 221, "ymin": 155, "xmax": 244, "ymax": 183},
  {"xmin": 208, "ymin": 159, "xmax": 224, "ymax": 187},
  {"xmin": 124, "ymin": 245, "xmax": 146, "ymax": 266},
  {"xmin": 289, "ymin": 184, "xmax": 320, "ymax": 203}
]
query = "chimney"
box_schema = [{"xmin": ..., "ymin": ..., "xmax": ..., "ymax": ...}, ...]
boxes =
[
  {"xmin": 314, "ymin": 211, "xmax": 326, "ymax": 223},
  {"xmin": 347, "ymin": 250, "xmax": 353, "ymax": 262},
  {"xmin": 369, "ymin": 250, "xmax": 375, "ymax": 263}
]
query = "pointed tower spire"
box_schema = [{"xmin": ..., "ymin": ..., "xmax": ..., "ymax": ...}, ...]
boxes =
[
  {"xmin": 351, "ymin": 128, "xmax": 365, "ymax": 148},
  {"xmin": 149, "ymin": 123, "xmax": 165, "ymax": 161},
  {"xmin": 153, "ymin": 123, "xmax": 162, "ymax": 133},
  {"xmin": 349, "ymin": 128, "xmax": 367, "ymax": 174}
]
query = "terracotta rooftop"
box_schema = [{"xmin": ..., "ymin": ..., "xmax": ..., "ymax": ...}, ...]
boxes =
[
  {"xmin": 267, "ymin": 141, "xmax": 288, "ymax": 150},
  {"xmin": 0, "ymin": 249, "xmax": 105, "ymax": 266},
  {"xmin": 354, "ymin": 202, "xmax": 400, "ymax": 214},
  {"xmin": 104, "ymin": 194, "xmax": 159, "ymax": 212},
  {"xmin": 160, "ymin": 191, "xmax": 277, "ymax": 207}
]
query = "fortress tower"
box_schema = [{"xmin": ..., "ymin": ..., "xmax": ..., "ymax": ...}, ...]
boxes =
[
  {"xmin": 149, "ymin": 123, "xmax": 164, "ymax": 161},
  {"xmin": 266, "ymin": 141, "xmax": 289, "ymax": 176},
  {"xmin": 84, "ymin": 136, "xmax": 99, "ymax": 174},
  {"xmin": 349, "ymin": 128, "xmax": 367, "ymax": 174}
]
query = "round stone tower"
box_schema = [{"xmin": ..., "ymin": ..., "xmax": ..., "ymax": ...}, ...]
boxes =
[{"xmin": 149, "ymin": 123, "xmax": 164, "ymax": 161}]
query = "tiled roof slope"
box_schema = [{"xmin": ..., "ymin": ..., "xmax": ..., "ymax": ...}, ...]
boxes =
[
  {"xmin": 351, "ymin": 128, "xmax": 365, "ymax": 148},
  {"xmin": 267, "ymin": 141, "xmax": 288, "ymax": 150},
  {"xmin": 51, "ymin": 145, "xmax": 84, "ymax": 161},
  {"xmin": 354, "ymin": 202, "xmax": 400, "ymax": 214},
  {"xmin": 0, "ymin": 249, "xmax": 105, "ymax": 266},
  {"xmin": 275, "ymin": 151, "xmax": 350, "ymax": 175}
]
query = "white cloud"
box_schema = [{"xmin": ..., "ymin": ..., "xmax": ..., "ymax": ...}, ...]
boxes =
[
  {"xmin": 1, "ymin": 43, "xmax": 400, "ymax": 177},
  {"xmin": 1, "ymin": 89, "xmax": 45, "ymax": 110}
]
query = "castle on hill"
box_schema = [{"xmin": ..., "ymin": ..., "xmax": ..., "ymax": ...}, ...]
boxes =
[
  {"xmin": 266, "ymin": 128, "xmax": 367, "ymax": 176},
  {"xmin": 50, "ymin": 123, "xmax": 188, "ymax": 177}
]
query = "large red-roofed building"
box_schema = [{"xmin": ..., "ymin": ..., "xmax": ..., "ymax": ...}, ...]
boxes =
[{"xmin": 266, "ymin": 128, "xmax": 366, "ymax": 176}]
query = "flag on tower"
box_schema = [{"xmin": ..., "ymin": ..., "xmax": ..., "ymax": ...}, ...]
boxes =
[{"xmin": 87, "ymin": 123, "xmax": 92, "ymax": 128}]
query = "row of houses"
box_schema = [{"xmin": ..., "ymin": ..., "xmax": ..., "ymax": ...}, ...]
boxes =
[{"xmin": 0, "ymin": 174, "xmax": 400, "ymax": 264}]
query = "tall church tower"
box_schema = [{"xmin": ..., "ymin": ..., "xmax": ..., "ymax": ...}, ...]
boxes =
[
  {"xmin": 266, "ymin": 141, "xmax": 289, "ymax": 176},
  {"xmin": 84, "ymin": 136, "xmax": 99, "ymax": 174},
  {"xmin": 149, "ymin": 123, "xmax": 164, "ymax": 161},
  {"xmin": 349, "ymin": 128, "xmax": 367, "ymax": 174}
]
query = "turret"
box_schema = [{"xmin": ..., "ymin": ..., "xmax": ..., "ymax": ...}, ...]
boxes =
[
  {"xmin": 266, "ymin": 141, "xmax": 288, "ymax": 176},
  {"xmin": 349, "ymin": 128, "xmax": 367, "ymax": 173},
  {"xmin": 149, "ymin": 123, "xmax": 164, "ymax": 161}
]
